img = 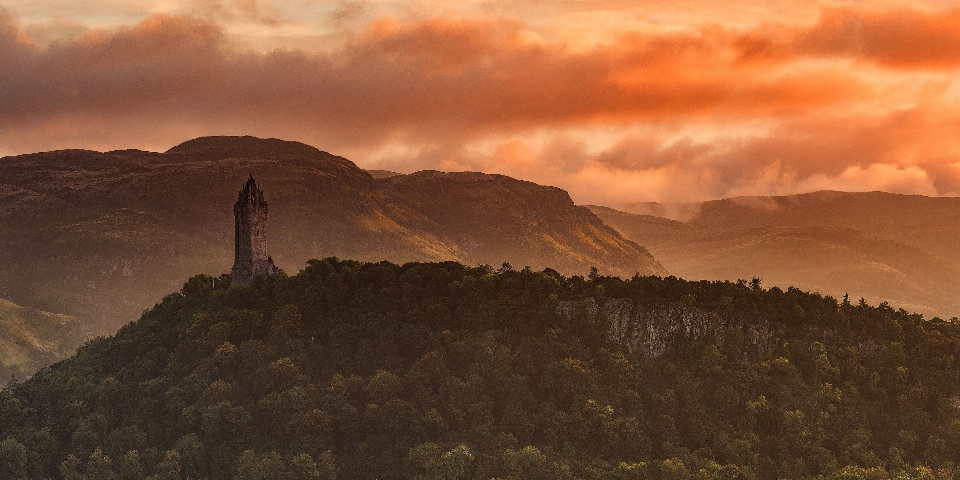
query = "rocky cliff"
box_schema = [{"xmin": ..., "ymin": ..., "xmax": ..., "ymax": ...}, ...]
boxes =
[{"xmin": 557, "ymin": 297, "xmax": 774, "ymax": 358}]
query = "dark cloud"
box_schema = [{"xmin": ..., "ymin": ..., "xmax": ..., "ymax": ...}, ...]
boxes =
[
  {"xmin": 734, "ymin": 6, "xmax": 960, "ymax": 68},
  {"xmin": 1, "ymin": 6, "xmax": 959, "ymax": 203},
  {"xmin": 0, "ymin": 10, "xmax": 865, "ymax": 153},
  {"xmin": 799, "ymin": 6, "xmax": 960, "ymax": 68}
]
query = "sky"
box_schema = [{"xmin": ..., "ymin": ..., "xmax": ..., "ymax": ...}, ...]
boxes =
[{"xmin": 3, "ymin": 0, "xmax": 960, "ymax": 206}]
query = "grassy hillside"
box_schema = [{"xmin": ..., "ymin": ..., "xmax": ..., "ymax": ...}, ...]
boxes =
[
  {"xmin": 0, "ymin": 136, "xmax": 663, "ymax": 334},
  {"xmin": 0, "ymin": 298, "xmax": 86, "ymax": 381},
  {"xmin": 1, "ymin": 259, "xmax": 958, "ymax": 479},
  {"xmin": 590, "ymin": 193, "xmax": 960, "ymax": 318},
  {"xmin": 684, "ymin": 191, "xmax": 960, "ymax": 263}
]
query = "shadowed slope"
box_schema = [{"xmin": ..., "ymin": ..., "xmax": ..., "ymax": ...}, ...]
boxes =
[{"xmin": 386, "ymin": 171, "xmax": 661, "ymax": 277}]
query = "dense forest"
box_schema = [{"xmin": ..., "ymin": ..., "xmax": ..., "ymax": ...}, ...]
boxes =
[{"xmin": 2, "ymin": 258, "xmax": 960, "ymax": 479}]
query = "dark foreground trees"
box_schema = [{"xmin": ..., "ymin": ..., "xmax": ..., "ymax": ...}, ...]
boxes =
[{"xmin": 2, "ymin": 258, "xmax": 960, "ymax": 479}]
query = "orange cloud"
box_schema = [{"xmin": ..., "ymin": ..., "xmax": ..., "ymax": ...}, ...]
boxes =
[
  {"xmin": 367, "ymin": 103, "xmax": 960, "ymax": 205},
  {"xmin": 735, "ymin": 6, "xmax": 960, "ymax": 68},
  {"xmin": 2, "ymin": 5, "xmax": 960, "ymax": 203},
  {"xmin": 0, "ymin": 11, "xmax": 870, "ymax": 150}
]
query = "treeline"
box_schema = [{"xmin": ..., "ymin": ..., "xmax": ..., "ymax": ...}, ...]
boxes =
[{"xmin": 1, "ymin": 258, "xmax": 960, "ymax": 479}]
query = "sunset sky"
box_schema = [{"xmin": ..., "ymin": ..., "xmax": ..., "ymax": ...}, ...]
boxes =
[{"xmin": 3, "ymin": 0, "xmax": 960, "ymax": 205}]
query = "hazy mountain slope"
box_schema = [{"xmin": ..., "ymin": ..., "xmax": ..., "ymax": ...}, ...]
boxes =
[
  {"xmin": 365, "ymin": 169, "xmax": 402, "ymax": 179},
  {"xmin": 591, "ymin": 201, "xmax": 960, "ymax": 318},
  {"xmin": 386, "ymin": 172, "xmax": 661, "ymax": 277},
  {"xmin": 0, "ymin": 297, "xmax": 86, "ymax": 381},
  {"xmin": 586, "ymin": 205, "xmax": 704, "ymax": 247},
  {"xmin": 625, "ymin": 191, "xmax": 960, "ymax": 263},
  {"xmin": 0, "ymin": 136, "xmax": 664, "ymax": 335}
]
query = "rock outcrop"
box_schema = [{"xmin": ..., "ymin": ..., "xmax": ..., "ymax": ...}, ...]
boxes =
[{"xmin": 557, "ymin": 297, "xmax": 774, "ymax": 358}]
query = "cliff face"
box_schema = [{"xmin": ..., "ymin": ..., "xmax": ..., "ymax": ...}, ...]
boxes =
[{"xmin": 557, "ymin": 297, "xmax": 774, "ymax": 358}]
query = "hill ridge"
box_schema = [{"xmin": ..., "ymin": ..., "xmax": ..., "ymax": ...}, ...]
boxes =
[
  {"xmin": 591, "ymin": 198, "xmax": 960, "ymax": 318},
  {"xmin": 0, "ymin": 135, "xmax": 665, "ymax": 343}
]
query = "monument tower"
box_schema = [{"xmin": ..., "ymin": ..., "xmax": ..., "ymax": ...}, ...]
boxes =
[{"xmin": 232, "ymin": 175, "xmax": 278, "ymax": 285}]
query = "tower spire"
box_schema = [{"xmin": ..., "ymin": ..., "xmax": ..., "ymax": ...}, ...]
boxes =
[{"xmin": 231, "ymin": 175, "xmax": 277, "ymax": 285}]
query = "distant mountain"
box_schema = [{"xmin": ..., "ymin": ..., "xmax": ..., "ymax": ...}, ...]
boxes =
[
  {"xmin": 0, "ymin": 297, "xmax": 86, "ymax": 381},
  {"xmin": 365, "ymin": 169, "xmax": 402, "ymax": 179},
  {"xmin": 0, "ymin": 136, "xmax": 664, "ymax": 335},
  {"xmin": 590, "ymin": 191, "xmax": 960, "ymax": 318}
]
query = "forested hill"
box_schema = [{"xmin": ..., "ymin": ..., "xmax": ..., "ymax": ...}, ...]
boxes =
[{"xmin": 2, "ymin": 259, "xmax": 960, "ymax": 479}]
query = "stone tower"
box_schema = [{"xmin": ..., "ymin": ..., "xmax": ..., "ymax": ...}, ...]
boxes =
[{"xmin": 232, "ymin": 175, "xmax": 278, "ymax": 285}]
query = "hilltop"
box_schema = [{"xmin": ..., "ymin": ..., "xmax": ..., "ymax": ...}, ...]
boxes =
[
  {"xmin": 0, "ymin": 135, "xmax": 664, "ymax": 338},
  {"xmin": 590, "ymin": 191, "xmax": 960, "ymax": 318},
  {"xmin": 1, "ymin": 259, "xmax": 957, "ymax": 479}
]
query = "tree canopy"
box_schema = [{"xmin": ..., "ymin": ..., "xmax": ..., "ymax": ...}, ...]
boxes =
[{"xmin": 2, "ymin": 258, "xmax": 959, "ymax": 479}]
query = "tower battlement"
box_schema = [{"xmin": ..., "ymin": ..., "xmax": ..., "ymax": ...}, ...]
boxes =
[{"xmin": 232, "ymin": 175, "xmax": 278, "ymax": 285}]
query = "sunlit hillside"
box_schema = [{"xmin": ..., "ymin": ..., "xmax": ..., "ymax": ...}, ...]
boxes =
[
  {"xmin": 0, "ymin": 136, "xmax": 664, "ymax": 337},
  {"xmin": 0, "ymin": 297, "xmax": 86, "ymax": 380}
]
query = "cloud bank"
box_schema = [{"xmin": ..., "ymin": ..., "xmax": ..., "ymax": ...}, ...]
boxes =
[{"xmin": 3, "ymin": 2, "xmax": 960, "ymax": 204}]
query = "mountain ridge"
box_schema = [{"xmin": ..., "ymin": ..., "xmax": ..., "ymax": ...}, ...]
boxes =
[
  {"xmin": 591, "ymin": 193, "xmax": 960, "ymax": 318},
  {"xmin": 0, "ymin": 136, "xmax": 665, "ymax": 342}
]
